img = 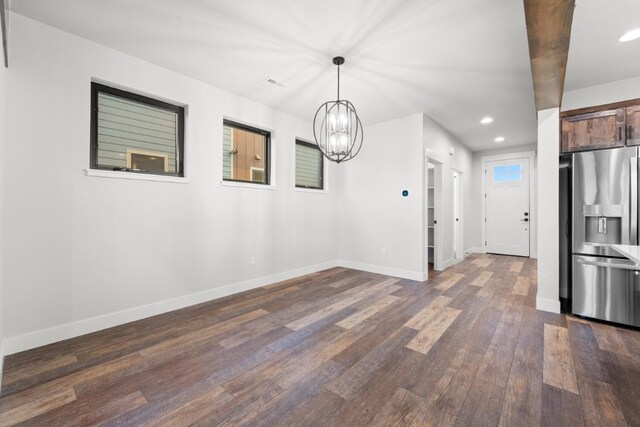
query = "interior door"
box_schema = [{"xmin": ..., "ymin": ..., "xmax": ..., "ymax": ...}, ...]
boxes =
[
  {"xmin": 453, "ymin": 170, "xmax": 461, "ymax": 259},
  {"xmin": 485, "ymin": 158, "xmax": 530, "ymax": 256}
]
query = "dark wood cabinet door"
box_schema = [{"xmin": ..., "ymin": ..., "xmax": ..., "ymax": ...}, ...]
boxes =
[
  {"xmin": 627, "ymin": 105, "xmax": 640, "ymax": 146},
  {"xmin": 561, "ymin": 108, "xmax": 625, "ymax": 153}
]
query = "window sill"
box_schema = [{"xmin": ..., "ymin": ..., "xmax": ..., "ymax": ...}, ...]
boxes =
[
  {"xmin": 295, "ymin": 187, "xmax": 329, "ymax": 195},
  {"xmin": 220, "ymin": 180, "xmax": 277, "ymax": 190},
  {"xmin": 84, "ymin": 169, "xmax": 190, "ymax": 184}
]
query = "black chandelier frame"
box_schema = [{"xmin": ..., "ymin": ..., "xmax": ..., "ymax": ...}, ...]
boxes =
[{"xmin": 313, "ymin": 56, "xmax": 363, "ymax": 164}]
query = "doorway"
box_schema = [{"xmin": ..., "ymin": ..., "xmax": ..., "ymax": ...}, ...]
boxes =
[
  {"xmin": 452, "ymin": 170, "xmax": 463, "ymax": 261},
  {"xmin": 426, "ymin": 159, "xmax": 444, "ymax": 274},
  {"xmin": 483, "ymin": 154, "xmax": 533, "ymax": 257}
]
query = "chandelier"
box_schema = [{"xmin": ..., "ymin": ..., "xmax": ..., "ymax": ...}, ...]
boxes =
[{"xmin": 313, "ymin": 56, "xmax": 363, "ymax": 163}]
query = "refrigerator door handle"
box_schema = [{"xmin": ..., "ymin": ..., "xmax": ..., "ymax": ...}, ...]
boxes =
[
  {"xmin": 632, "ymin": 156, "xmax": 638, "ymax": 245},
  {"xmin": 576, "ymin": 257, "xmax": 640, "ymax": 271}
]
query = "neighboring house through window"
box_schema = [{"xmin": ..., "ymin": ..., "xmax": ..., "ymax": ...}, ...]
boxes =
[
  {"xmin": 222, "ymin": 120, "xmax": 270, "ymax": 185},
  {"xmin": 90, "ymin": 82, "xmax": 185, "ymax": 176},
  {"xmin": 295, "ymin": 139, "xmax": 323, "ymax": 190}
]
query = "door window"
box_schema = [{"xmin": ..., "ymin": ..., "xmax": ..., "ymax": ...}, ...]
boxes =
[{"xmin": 493, "ymin": 164, "xmax": 521, "ymax": 183}]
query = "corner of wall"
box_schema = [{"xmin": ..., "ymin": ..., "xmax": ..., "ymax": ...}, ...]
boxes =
[
  {"xmin": 465, "ymin": 247, "xmax": 484, "ymax": 254},
  {"xmin": 535, "ymin": 108, "xmax": 560, "ymax": 314},
  {"xmin": 0, "ymin": 7, "xmax": 7, "ymax": 390},
  {"xmin": 536, "ymin": 297, "xmax": 561, "ymax": 314},
  {"xmin": 337, "ymin": 259, "xmax": 426, "ymax": 282}
]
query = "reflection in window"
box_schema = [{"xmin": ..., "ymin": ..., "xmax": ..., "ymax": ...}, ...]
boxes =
[{"xmin": 493, "ymin": 164, "xmax": 521, "ymax": 183}]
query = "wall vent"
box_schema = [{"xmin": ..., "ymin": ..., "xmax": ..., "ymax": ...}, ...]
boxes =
[{"xmin": 263, "ymin": 77, "xmax": 286, "ymax": 88}]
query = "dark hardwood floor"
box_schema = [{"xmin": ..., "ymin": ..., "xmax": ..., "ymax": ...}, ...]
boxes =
[{"xmin": 1, "ymin": 254, "xmax": 639, "ymax": 426}]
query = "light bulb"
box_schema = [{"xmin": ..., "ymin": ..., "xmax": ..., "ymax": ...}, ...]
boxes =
[
  {"xmin": 340, "ymin": 134, "xmax": 349, "ymax": 152},
  {"xmin": 329, "ymin": 135, "xmax": 337, "ymax": 152},
  {"xmin": 339, "ymin": 113, "xmax": 348, "ymax": 129},
  {"xmin": 329, "ymin": 114, "xmax": 337, "ymax": 131}
]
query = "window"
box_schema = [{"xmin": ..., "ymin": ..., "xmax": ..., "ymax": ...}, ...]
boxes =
[
  {"xmin": 90, "ymin": 82, "xmax": 184, "ymax": 176},
  {"xmin": 493, "ymin": 164, "xmax": 521, "ymax": 183},
  {"xmin": 295, "ymin": 140, "xmax": 324, "ymax": 190},
  {"xmin": 223, "ymin": 120, "xmax": 270, "ymax": 185}
]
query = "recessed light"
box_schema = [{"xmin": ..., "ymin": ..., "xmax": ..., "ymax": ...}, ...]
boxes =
[
  {"xmin": 620, "ymin": 29, "xmax": 640, "ymax": 42},
  {"xmin": 480, "ymin": 117, "xmax": 494, "ymax": 124},
  {"xmin": 494, "ymin": 136, "xmax": 505, "ymax": 142}
]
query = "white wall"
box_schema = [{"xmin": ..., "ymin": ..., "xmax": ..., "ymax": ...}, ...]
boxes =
[
  {"xmin": 1, "ymin": 13, "xmax": 480, "ymax": 355},
  {"xmin": 423, "ymin": 115, "xmax": 474, "ymax": 268},
  {"xmin": 470, "ymin": 144, "xmax": 538, "ymax": 256},
  {"xmin": 337, "ymin": 114, "xmax": 425, "ymax": 280},
  {"xmin": 336, "ymin": 114, "xmax": 473, "ymax": 280},
  {"xmin": 2, "ymin": 14, "xmax": 340, "ymax": 353},
  {"xmin": 536, "ymin": 108, "xmax": 560, "ymax": 313},
  {"xmin": 563, "ymin": 75, "xmax": 640, "ymax": 111}
]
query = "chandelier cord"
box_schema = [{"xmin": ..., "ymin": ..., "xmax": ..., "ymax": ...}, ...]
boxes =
[{"xmin": 336, "ymin": 65, "xmax": 340, "ymax": 101}]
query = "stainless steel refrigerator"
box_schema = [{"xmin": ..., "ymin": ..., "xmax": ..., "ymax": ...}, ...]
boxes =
[{"xmin": 572, "ymin": 146, "xmax": 640, "ymax": 327}]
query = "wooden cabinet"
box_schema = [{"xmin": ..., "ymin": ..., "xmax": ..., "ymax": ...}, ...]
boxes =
[
  {"xmin": 561, "ymin": 108, "xmax": 625, "ymax": 153},
  {"xmin": 627, "ymin": 105, "xmax": 640, "ymax": 146}
]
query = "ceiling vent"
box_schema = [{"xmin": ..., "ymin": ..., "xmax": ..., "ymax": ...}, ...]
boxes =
[{"xmin": 263, "ymin": 77, "xmax": 286, "ymax": 88}]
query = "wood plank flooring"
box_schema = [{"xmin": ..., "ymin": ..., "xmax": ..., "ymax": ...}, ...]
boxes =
[{"xmin": 2, "ymin": 254, "xmax": 640, "ymax": 426}]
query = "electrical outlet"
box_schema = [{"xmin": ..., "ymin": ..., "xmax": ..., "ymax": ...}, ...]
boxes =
[
  {"xmin": 381, "ymin": 248, "xmax": 387, "ymax": 256},
  {"xmin": 249, "ymin": 256, "xmax": 256, "ymax": 266}
]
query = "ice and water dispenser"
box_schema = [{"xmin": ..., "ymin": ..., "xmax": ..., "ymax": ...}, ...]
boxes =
[{"xmin": 582, "ymin": 204, "xmax": 623, "ymax": 246}]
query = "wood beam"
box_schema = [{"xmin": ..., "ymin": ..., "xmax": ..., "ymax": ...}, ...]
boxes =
[{"xmin": 524, "ymin": 0, "xmax": 575, "ymax": 111}]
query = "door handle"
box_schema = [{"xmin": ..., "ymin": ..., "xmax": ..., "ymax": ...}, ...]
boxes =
[
  {"xmin": 631, "ymin": 156, "xmax": 637, "ymax": 245},
  {"xmin": 521, "ymin": 218, "xmax": 529, "ymax": 222},
  {"xmin": 577, "ymin": 258, "xmax": 640, "ymax": 271}
]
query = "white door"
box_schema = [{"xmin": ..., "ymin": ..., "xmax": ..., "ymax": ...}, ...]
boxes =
[
  {"xmin": 453, "ymin": 170, "xmax": 461, "ymax": 259},
  {"xmin": 485, "ymin": 158, "xmax": 530, "ymax": 256}
]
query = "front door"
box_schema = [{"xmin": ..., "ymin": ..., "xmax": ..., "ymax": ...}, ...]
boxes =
[{"xmin": 485, "ymin": 158, "xmax": 530, "ymax": 256}]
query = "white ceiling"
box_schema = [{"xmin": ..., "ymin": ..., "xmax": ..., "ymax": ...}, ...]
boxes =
[
  {"xmin": 565, "ymin": 0, "xmax": 640, "ymax": 92},
  {"xmin": 10, "ymin": 0, "xmax": 538, "ymax": 151}
]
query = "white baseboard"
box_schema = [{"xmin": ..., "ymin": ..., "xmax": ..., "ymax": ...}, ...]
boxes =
[
  {"xmin": 536, "ymin": 297, "xmax": 561, "ymax": 314},
  {"xmin": 0, "ymin": 343, "xmax": 4, "ymax": 393},
  {"xmin": 450, "ymin": 257, "xmax": 464, "ymax": 266},
  {"xmin": 465, "ymin": 247, "xmax": 484, "ymax": 254},
  {"xmin": 337, "ymin": 260, "xmax": 425, "ymax": 282},
  {"xmin": 3, "ymin": 260, "xmax": 339, "ymax": 356}
]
